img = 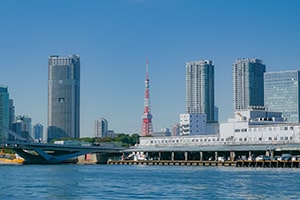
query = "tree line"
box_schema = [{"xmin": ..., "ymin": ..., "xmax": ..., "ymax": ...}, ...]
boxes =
[{"xmin": 51, "ymin": 133, "xmax": 141, "ymax": 147}]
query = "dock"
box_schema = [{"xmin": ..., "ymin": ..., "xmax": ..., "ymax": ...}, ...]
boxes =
[{"xmin": 107, "ymin": 160, "xmax": 300, "ymax": 168}]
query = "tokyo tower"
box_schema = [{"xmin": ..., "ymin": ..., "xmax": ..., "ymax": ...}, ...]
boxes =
[{"xmin": 141, "ymin": 60, "xmax": 153, "ymax": 136}]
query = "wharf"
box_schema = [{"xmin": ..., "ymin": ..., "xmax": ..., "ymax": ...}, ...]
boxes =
[
  {"xmin": 107, "ymin": 160, "xmax": 300, "ymax": 168},
  {"xmin": 108, "ymin": 160, "xmax": 236, "ymax": 166}
]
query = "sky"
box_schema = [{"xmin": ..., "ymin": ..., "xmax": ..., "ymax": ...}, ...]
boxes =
[{"xmin": 1, "ymin": 0, "xmax": 300, "ymax": 137}]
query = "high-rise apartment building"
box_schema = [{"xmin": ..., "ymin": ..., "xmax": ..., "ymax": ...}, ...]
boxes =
[
  {"xmin": 0, "ymin": 86, "xmax": 9, "ymax": 141},
  {"xmin": 95, "ymin": 118, "xmax": 108, "ymax": 138},
  {"xmin": 264, "ymin": 70, "xmax": 300, "ymax": 123},
  {"xmin": 233, "ymin": 58, "xmax": 265, "ymax": 111},
  {"xmin": 48, "ymin": 55, "xmax": 80, "ymax": 141},
  {"xmin": 186, "ymin": 60, "xmax": 215, "ymax": 122}
]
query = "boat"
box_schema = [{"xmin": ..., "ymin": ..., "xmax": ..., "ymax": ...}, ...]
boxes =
[{"xmin": 0, "ymin": 151, "xmax": 24, "ymax": 165}]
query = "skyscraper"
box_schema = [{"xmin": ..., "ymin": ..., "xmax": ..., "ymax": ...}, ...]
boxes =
[
  {"xmin": 48, "ymin": 55, "xmax": 80, "ymax": 141},
  {"xmin": 186, "ymin": 60, "xmax": 215, "ymax": 122},
  {"xmin": 9, "ymin": 99, "xmax": 15, "ymax": 130},
  {"xmin": 233, "ymin": 58, "xmax": 265, "ymax": 111},
  {"xmin": 13, "ymin": 115, "xmax": 33, "ymax": 141},
  {"xmin": 33, "ymin": 123, "xmax": 44, "ymax": 141},
  {"xmin": 95, "ymin": 118, "xmax": 108, "ymax": 138},
  {"xmin": 264, "ymin": 70, "xmax": 300, "ymax": 123},
  {"xmin": 0, "ymin": 86, "xmax": 9, "ymax": 141}
]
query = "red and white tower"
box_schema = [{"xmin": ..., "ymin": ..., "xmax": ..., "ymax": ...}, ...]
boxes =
[{"xmin": 141, "ymin": 60, "xmax": 153, "ymax": 136}]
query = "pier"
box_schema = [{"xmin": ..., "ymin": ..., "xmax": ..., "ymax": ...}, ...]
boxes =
[
  {"xmin": 107, "ymin": 159, "xmax": 300, "ymax": 168},
  {"xmin": 106, "ymin": 142, "xmax": 300, "ymax": 168}
]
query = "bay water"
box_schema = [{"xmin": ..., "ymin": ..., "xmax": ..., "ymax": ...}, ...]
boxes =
[{"xmin": 1, "ymin": 164, "xmax": 299, "ymax": 199}]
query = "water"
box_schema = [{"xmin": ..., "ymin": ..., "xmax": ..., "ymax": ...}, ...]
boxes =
[{"xmin": 0, "ymin": 164, "xmax": 300, "ymax": 200}]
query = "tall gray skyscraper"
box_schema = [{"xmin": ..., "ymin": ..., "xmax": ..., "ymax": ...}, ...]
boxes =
[
  {"xmin": 48, "ymin": 55, "xmax": 80, "ymax": 141},
  {"xmin": 233, "ymin": 58, "xmax": 266, "ymax": 111},
  {"xmin": 264, "ymin": 70, "xmax": 300, "ymax": 123},
  {"xmin": 186, "ymin": 60, "xmax": 215, "ymax": 122},
  {"xmin": 0, "ymin": 86, "xmax": 9, "ymax": 141}
]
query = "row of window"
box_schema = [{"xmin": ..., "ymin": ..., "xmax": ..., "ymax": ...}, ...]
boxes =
[
  {"xmin": 234, "ymin": 126, "xmax": 295, "ymax": 132},
  {"xmin": 238, "ymin": 136, "xmax": 293, "ymax": 142},
  {"xmin": 150, "ymin": 137, "xmax": 224, "ymax": 144},
  {"xmin": 148, "ymin": 135, "xmax": 296, "ymax": 144}
]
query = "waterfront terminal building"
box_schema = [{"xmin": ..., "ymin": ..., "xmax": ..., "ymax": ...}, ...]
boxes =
[{"xmin": 131, "ymin": 107, "xmax": 300, "ymax": 162}]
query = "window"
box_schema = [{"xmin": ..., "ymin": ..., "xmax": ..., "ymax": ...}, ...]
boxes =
[
  {"xmin": 58, "ymin": 98, "xmax": 65, "ymax": 103},
  {"xmin": 285, "ymin": 137, "xmax": 288, "ymax": 140}
]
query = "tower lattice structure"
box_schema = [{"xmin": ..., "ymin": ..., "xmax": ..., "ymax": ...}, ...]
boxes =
[{"xmin": 141, "ymin": 60, "xmax": 153, "ymax": 136}]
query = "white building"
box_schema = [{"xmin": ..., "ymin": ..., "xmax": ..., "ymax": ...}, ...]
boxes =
[
  {"xmin": 180, "ymin": 113, "xmax": 206, "ymax": 135},
  {"xmin": 95, "ymin": 118, "xmax": 108, "ymax": 138},
  {"xmin": 139, "ymin": 108, "xmax": 300, "ymax": 147}
]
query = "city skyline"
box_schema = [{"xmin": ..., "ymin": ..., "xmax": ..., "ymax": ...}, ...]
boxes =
[{"xmin": 1, "ymin": 1, "xmax": 300, "ymax": 137}]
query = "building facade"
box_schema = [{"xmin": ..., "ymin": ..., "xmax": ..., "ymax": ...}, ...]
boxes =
[
  {"xmin": 171, "ymin": 123, "xmax": 180, "ymax": 136},
  {"xmin": 33, "ymin": 123, "xmax": 44, "ymax": 141},
  {"xmin": 233, "ymin": 58, "xmax": 266, "ymax": 111},
  {"xmin": 179, "ymin": 113, "xmax": 207, "ymax": 135},
  {"xmin": 95, "ymin": 118, "xmax": 108, "ymax": 138},
  {"xmin": 264, "ymin": 70, "xmax": 300, "ymax": 123},
  {"xmin": 13, "ymin": 115, "xmax": 33, "ymax": 141},
  {"xmin": 153, "ymin": 128, "xmax": 171, "ymax": 137},
  {"xmin": 0, "ymin": 86, "xmax": 9, "ymax": 141},
  {"xmin": 9, "ymin": 99, "xmax": 15, "ymax": 130},
  {"xmin": 48, "ymin": 55, "xmax": 80, "ymax": 141},
  {"xmin": 186, "ymin": 60, "xmax": 215, "ymax": 122}
]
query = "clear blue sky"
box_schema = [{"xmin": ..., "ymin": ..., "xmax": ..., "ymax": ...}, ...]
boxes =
[{"xmin": 1, "ymin": 0, "xmax": 300, "ymax": 137}]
